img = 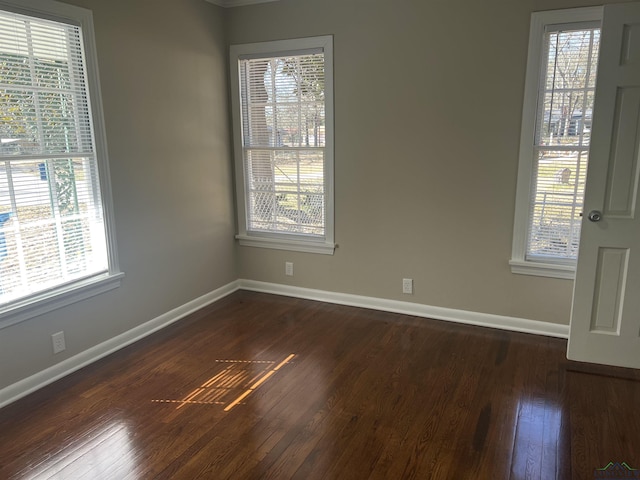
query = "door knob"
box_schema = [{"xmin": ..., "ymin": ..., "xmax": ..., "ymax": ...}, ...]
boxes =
[{"xmin": 588, "ymin": 210, "xmax": 602, "ymax": 222}]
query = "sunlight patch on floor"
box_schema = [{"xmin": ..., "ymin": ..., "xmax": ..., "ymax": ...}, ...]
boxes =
[{"xmin": 151, "ymin": 354, "xmax": 296, "ymax": 411}]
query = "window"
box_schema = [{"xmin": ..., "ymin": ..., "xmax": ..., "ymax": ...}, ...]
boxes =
[
  {"xmin": 230, "ymin": 36, "xmax": 334, "ymax": 254},
  {"xmin": 511, "ymin": 7, "xmax": 602, "ymax": 279},
  {"xmin": 0, "ymin": 0, "xmax": 121, "ymax": 326}
]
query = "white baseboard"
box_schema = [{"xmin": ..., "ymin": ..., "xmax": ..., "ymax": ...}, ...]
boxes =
[
  {"xmin": 0, "ymin": 280, "xmax": 241, "ymax": 409},
  {"xmin": 0, "ymin": 278, "xmax": 569, "ymax": 409},
  {"xmin": 239, "ymin": 280, "xmax": 570, "ymax": 339}
]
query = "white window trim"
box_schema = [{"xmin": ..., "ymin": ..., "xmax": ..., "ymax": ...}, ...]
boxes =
[
  {"xmin": 230, "ymin": 36, "xmax": 335, "ymax": 255},
  {"xmin": 0, "ymin": 0, "xmax": 122, "ymax": 329},
  {"xmin": 510, "ymin": 6, "xmax": 603, "ymax": 280}
]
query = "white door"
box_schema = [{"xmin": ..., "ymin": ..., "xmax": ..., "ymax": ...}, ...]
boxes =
[{"xmin": 568, "ymin": 2, "xmax": 640, "ymax": 368}]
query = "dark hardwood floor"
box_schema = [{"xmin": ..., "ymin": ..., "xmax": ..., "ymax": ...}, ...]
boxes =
[{"xmin": 1, "ymin": 291, "xmax": 639, "ymax": 479}]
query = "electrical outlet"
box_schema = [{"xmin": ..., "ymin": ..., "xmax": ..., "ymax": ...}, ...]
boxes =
[
  {"xmin": 285, "ymin": 261, "xmax": 294, "ymax": 276},
  {"xmin": 402, "ymin": 278, "xmax": 413, "ymax": 295},
  {"xmin": 52, "ymin": 331, "xmax": 66, "ymax": 354}
]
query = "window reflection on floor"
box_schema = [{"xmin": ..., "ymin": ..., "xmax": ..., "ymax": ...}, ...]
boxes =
[
  {"xmin": 23, "ymin": 421, "xmax": 137, "ymax": 480},
  {"xmin": 511, "ymin": 399, "xmax": 563, "ymax": 476}
]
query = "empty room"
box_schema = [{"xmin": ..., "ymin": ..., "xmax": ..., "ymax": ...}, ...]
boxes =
[{"xmin": 0, "ymin": 0, "xmax": 639, "ymax": 478}]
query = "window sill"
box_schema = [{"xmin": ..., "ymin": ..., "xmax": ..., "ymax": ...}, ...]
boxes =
[
  {"xmin": 509, "ymin": 259, "xmax": 575, "ymax": 279},
  {"xmin": 0, "ymin": 271, "xmax": 125, "ymax": 330},
  {"xmin": 236, "ymin": 234, "xmax": 335, "ymax": 255}
]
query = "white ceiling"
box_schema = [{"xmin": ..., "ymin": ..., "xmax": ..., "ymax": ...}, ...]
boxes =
[{"xmin": 204, "ymin": 0, "xmax": 280, "ymax": 7}]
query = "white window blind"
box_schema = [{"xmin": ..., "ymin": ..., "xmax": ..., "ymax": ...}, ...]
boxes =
[
  {"xmin": 527, "ymin": 24, "xmax": 600, "ymax": 262},
  {"xmin": 239, "ymin": 50, "xmax": 327, "ymax": 237},
  {"xmin": 0, "ymin": 8, "xmax": 109, "ymax": 305}
]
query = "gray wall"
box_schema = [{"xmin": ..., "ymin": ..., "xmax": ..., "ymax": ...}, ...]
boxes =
[
  {"xmin": 227, "ymin": 0, "xmax": 584, "ymax": 325},
  {"xmin": 0, "ymin": 0, "xmax": 236, "ymax": 390},
  {"xmin": 2, "ymin": 0, "xmax": 616, "ymax": 393}
]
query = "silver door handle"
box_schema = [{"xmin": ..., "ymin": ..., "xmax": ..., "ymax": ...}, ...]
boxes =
[{"xmin": 588, "ymin": 210, "xmax": 602, "ymax": 222}]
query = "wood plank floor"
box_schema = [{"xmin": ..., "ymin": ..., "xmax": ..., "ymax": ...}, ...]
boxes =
[{"xmin": 0, "ymin": 291, "xmax": 639, "ymax": 479}]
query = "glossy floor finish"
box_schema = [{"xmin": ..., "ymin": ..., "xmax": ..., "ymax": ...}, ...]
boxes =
[{"xmin": 1, "ymin": 291, "xmax": 639, "ymax": 479}]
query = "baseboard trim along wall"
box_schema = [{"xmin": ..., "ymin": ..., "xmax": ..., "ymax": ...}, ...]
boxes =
[
  {"xmin": 0, "ymin": 280, "xmax": 242, "ymax": 409},
  {"xmin": 0, "ymin": 279, "xmax": 569, "ymax": 409},
  {"xmin": 239, "ymin": 280, "xmax": 570, "ymax": 339}
]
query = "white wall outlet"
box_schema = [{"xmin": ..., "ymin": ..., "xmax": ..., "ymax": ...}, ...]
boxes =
[
  {"xmin": 402, "ymin": 278, "xmax": 413, "ymax": 295},
  {"xmin": 285, "ymin": 261, "xmax": 294, "ymax": 276},
  {"xmin": 52, "ymin": 331, "xmax": 66, "ymax": 354}
]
